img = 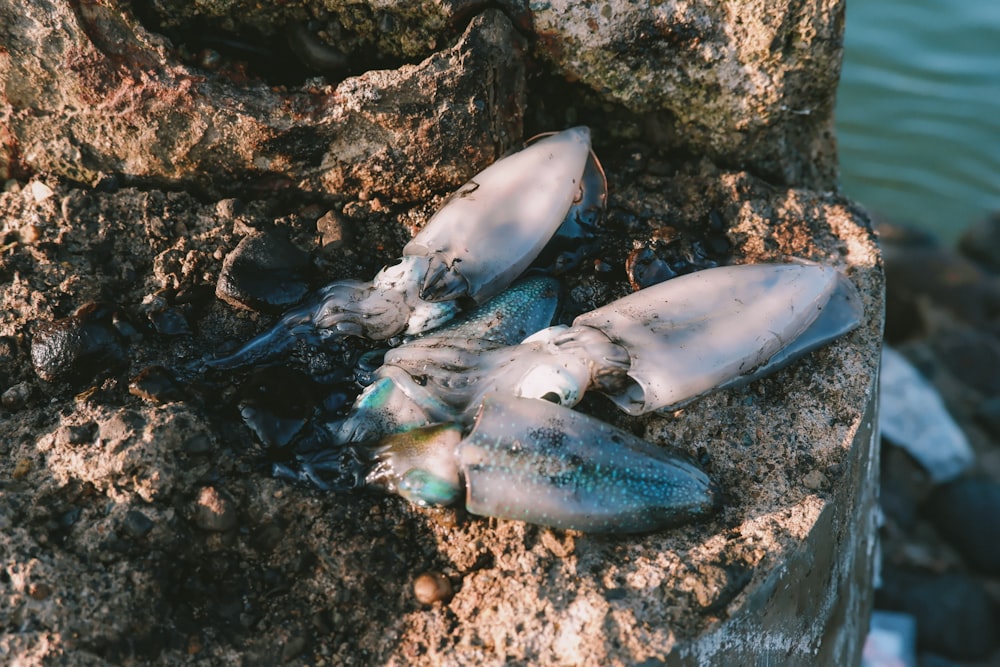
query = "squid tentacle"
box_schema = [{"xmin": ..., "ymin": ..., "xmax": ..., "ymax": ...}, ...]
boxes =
[{"xmin": 205, "ymin": 127, "xmax": 601, "ymax": 370}]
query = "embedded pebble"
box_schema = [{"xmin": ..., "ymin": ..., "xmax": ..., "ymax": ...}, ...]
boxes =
[
  {"xmin": 30, "ymin": 303, "xmax": 127, "ymax": 384},
  {"xmin": 216, "ymin": 230, "xmax": 312, "ymax": 313},
  {"xmin": 626, "ymin": 246, "xmax": 677, "ymax": 290},
  {"xmin": 875, "ymin": 568, "xmax": 998, "ymax": 661},
  {"xmin": 147, "ymin": 307, "xmax": 192, "ymax": 336},
  {"xmin": 413, "ymin": 572, "xmax": 453, "ymax": 605},
  {"xmin": 19, "ymin": 224, "xmax": 41, "ymax": 244},
  {"xmin": 316, "ymin": 209, "xmax": 346, "ymax": 249},
  {"xmin": 801, "ymin": 469, "xmax": 827, "ymax": 491},
  {"xmin": 54, "ymin": 422, "xmax": 98, "ymax": 447},
  {"xmin": 922, "ymin": 477, "xmax": 1000, "ymax": 575},
  {"xmin": 129, "ymin": 366, "xmax": 185, "ymax": 403},
  {"xmin": 29, "ymin": 180, "xmax": 54, "ymax": 202},
  {"xmin": 2, "ymin": 382, "xmax": 32, "ymax": 409},
  {"xmin": 195, "ymin": 486, "xmax": 239, "ymax": 532},
  {"xmin": 280, "ymin": 636, "xmax": 307, "ymax": 663},
  {"xmin": 215, "ymin": 198, "xmax": 244, "ymax": 220},
  {"xmin": 122, "ymin": 509, "xmax": 155, "ymax": 538},
  {"xmin": 28, "ymin": 582, "xmax": 52, "ymax": 600},
  {"xmin": 12, "ymin": 458, "xmax": 31, "ymax": 480}
]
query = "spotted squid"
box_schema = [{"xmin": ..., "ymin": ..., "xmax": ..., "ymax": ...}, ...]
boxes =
[
  {"xmin": 364, "ymin": 393, "xmax": 718, "ymax": 533},
  {"xmin": 207, "ymin": 127, "xmax": 604, "ymax": 369}
]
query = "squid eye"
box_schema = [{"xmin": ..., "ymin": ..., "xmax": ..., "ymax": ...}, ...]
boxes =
[{"xmin": 517, "ymin": 366, "xmax": 582, "ymax": 407}]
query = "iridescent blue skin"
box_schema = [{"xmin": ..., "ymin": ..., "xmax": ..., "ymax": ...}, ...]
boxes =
[
  {"xmin": 366, "ymin": 394, "xmax": 719, "ymax": 533},
  {"xmin": 339, "ymin": 263, "xmax": 861, "ymax": 533},
  {"xmin": 334, "ymin": 275, "xmax": 561, "ymax": 443}
]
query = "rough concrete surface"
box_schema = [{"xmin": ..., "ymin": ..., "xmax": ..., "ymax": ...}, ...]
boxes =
[{"xmin": 0, "ymin": 0, "xmax": 882, "ymax": 664}]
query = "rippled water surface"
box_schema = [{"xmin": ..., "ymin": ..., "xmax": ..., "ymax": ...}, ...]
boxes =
[{"xmin": 836, "ymin": 0, "xmax": 1000, "ymax": 243}]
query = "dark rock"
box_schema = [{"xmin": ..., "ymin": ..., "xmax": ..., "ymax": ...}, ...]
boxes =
[
  {"xmin": 874, "ymin": 218, "xmax": 942, "ymax": 248},
  {"xmin": 121, "ymin": 509, "xmax": 155, "ymax": 538},
  {"xmin": 54, "ymin": 422, "xmax": 98, "ymax": 447},
  {"xmin": 30, "ymin": 303, "xmax": 128, "ymax": 384},
  {"xmin": 147, "ymin": 307, "xmax": 191, "ymax": 336},
  {"xmin": 879, "ymin": 446, "xmax": 932, "ymax": 532},
  {"xmin": 922, "ymin": 477, "xmax": 1000, "ymax": 575},
  {"xmin": 129, "ymin": 366, "xmax": 184, "ymax": 404},
  {"xmin": 237, "ymin": 367, "xmax": 323, "ymax": 449},
  {"xmin": 929, "ymin": 329, "xmax": 1000, "ymax": 396},
  {"xmin": 251, "ymin": 522, "xmax": 284, "ymax": 554},
  {"xmin": 626, "ymin": 246, "xmax": 677, "ymax": 290},
  {"xmin": 183, "ymin": 432, "xmax": 214, "ymax": 455},
  {"xmin": 875, "ymin": 568, "xmax": 998, "ymax": 661},
  {"xmin": 216, "ymin": 231, "xmax": 312, "ymax": 314},
  {"xmin": 881, "ymin": 243, "xmax": 1000, "ymax": 340},
  {"xmin": 1, "ymin": 382, "xmax": 32, "ymax": 409},
  {"xmin": 957, "ymin": 211, "xmax": 1000, "ymax": 273},
  {"xmin": 974, "ymin": 395, "xmax": 1000, "ymax": 441}
]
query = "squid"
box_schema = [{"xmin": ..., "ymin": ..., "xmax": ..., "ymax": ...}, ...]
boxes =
[
  {"xmin": 364, "ymin": 393, "xmax": 719, "ymax": 533},
  {"xmin": 206, "ymin": 126, "xmax": 605, "ymax": 369},
  {"xmin": 282, "ymin": 262, "xmax": 861, "ymax": 533},
  {"xmin": 334, "ymin": 262, "xmax": 863, "ymax": 442},
  {"xmin": 212, "ymin": 125, "xmax": 865, "ymax": 534}
]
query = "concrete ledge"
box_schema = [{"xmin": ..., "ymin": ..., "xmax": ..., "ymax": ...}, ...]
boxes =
[{"xmin": 382, "ymin": 174, "xmax": 885, "ymax": 666}]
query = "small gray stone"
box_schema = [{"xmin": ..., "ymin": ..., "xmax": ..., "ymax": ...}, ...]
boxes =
[
  {"xmin": 121, "ymin": 509, "xmax": 155, "ymax": 538},
  {"xmin": 1, "ymin": 382, "xmax": 32, "ymax": 409}
]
